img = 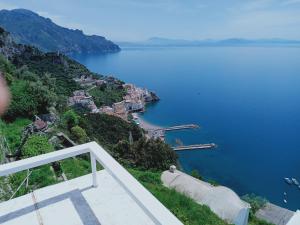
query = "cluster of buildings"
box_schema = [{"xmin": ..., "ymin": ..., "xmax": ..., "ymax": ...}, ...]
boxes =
[
  {"xmin": 68, "ymin": 90, "xmax": 99, "ymax": 113},
  {"xmin": 69, "ymin": 76, "xmax": 159, "ymax": 121},
  {"xmin": 74, "ymin": 75, "xmax": 107, "ymax": 87},
  {"xmin": 98, "ymin": 84, "xmax": 159, "ymax": 121}
]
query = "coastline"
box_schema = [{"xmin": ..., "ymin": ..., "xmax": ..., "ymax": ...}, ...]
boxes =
[{"xmin": 132, "ymin": 112, "xmax": 162, "ymax": 131}]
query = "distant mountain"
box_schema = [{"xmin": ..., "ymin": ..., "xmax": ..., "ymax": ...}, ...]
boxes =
[
  {"xmin": 118, "ymin": 37, "xmax": 300, "ymax": 47},
  {"xmin": 0, "ymin": 9, "xmax": 120, "ymax": 54}
]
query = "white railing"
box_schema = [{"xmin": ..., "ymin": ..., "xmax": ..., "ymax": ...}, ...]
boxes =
[{"xmin": 0, "ymin": 141, "xmax": 183, "ymax": 225}]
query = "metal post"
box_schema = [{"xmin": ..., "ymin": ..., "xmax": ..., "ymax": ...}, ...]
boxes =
[
  {"xmin": 26, "ymin": 169, "xmax": 29, "ymax": 188},
  {"xmin": 90, "ymin": 152, "xmax": 98, "ymax": 188}
]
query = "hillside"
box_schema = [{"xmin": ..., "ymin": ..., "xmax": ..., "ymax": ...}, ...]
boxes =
[{"xmin": 0, "ymin": 9, "xmax": 120, "ymax": 54}]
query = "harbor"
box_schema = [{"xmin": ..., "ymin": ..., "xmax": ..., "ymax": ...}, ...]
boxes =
[{"xmin": 133, "ymin": 113, "xmax": 216, "ymax": 152}]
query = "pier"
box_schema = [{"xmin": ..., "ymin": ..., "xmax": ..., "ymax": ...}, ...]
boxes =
[
  {"xmin": 172, "ymin": 143, "xmax": 216, "ymax": 151},
  {"xmin": 161, "ymin": 124, "xmax": 199, "ymax": 132}
]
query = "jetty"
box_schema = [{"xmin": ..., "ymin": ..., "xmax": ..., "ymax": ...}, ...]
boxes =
[
  {"xmin": 173, "ymin": 143, "xmax": 216, "ymax": 151},
  {"xmin": 160, "ymin": 124, "xmax": 199, "ymax": 132}
]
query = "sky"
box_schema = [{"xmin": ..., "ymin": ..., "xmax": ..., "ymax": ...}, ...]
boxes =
[{"xmin": 0, "ymin": 0, "xmax": 300, "ymax": 41}]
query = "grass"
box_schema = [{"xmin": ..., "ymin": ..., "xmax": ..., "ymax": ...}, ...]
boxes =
[
  {"xmin": 60, "ymin": 155, "xmax": 102, "ymax": 180},
  {"xmin": 60, "ymin": 156, "xmax": 92, "ymax": 179},
  {"xmin": 0, "ymin": 118, "xmax": 31, "ymax": 154},
  {"xmin": 248, "ymin": 217, "xmax": 274, "ymax": 225},
  {"xmin": 0, "ymin": 165, "xmax": 58, "ymax": 200},
  {"xmin": 129, "ymin": 169, "xmax": 229, "ymax": 225},
  {"xmin": 129, "ymin": 169, "xmax": 273, "ymax": 225}
]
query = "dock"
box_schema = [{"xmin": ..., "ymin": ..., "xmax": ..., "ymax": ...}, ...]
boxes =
[
  {"xmin": 161, "ymin": 124, "xmax": 199, "ymax": 132},
  {"xmin": 172, "ymin": 143, "xmax": 216, "ymax": 151}
]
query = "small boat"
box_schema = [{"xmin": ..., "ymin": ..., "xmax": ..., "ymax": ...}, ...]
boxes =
[
  {"xmin": 292, "ymin": 178, "xmax": 300, "ymax": 186},
  {"xmin": 284, "ymin": 178, "xmax": 293, "ymax": 185},
  {"xmin": 284, "ymin": 199, "xmax": 287, "ymax": 204},
  {"xmin": 284, "ymin": 192, "xmax": 287, "ymax": 196}
]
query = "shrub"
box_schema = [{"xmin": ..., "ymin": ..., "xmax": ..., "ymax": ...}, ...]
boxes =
[
  {"xmin": 114, "ymin": 137, "xmax": 178, "ymax": 170},
  {"xmin": 81, "ymin": 113, "xmax": 142, "ymax": 146},
  {"xmin": 4, "ymin": 80, "xmax": 56, "ymax": 121},
  {"xmin": 71, "ymin": 126, "xmax": 88, "ymax": 144},
  {"xmin": 190, "ymin": 169, "xmax": 203, "ymax": 180},
  {"xmin": 22, "ymin": 135, "xmax": 53, "ymax": 158},
  {"xmin": 242, "ymin": 194, "xmax": 268, "ymax": 214},
  {"xmin": 62, "ymin": 109, "xmax": 80, "ymax": 130},
  {"xmin": 0, "ymin": 118, "xmax": 31, "ymax": 154}
]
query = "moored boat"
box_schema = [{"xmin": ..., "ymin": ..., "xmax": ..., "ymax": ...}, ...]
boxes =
[
  {"xmin": 292, "ymin": 178, "xmax": 299, "ymax": 186},
  {"xmin": 284, "ymin": 178, "xmax": 293, "ymax": 185}
]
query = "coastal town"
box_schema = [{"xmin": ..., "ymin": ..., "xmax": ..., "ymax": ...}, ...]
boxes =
[
  {"xmin": 68, "ymin": 75, "xmax": 216, "ymax": 150},
  {"xmin": 69, "ymin": 74, "xmax": 159, "ymax": 121}
]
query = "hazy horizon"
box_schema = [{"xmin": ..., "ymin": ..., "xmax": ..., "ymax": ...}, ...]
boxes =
[{"xmin": 1, "ymin": 1, "xmax": 300, "ymax": 42}]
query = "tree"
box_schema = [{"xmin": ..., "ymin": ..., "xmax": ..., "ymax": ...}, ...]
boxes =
[
  {"xmin": 71, "ymin": 126, "xmax": 88, "ymax": 144},
  {"xmin": 81, "ymin": 113, "xmax": 142, "ymax": 146},
  {"xmin": 62, "ymin": 109, "xmax": 80, "ymax": 130},
  {"xmin": 130, "ymin": 137, "xmax": 178, "ymax": 170},
  {"xmin": 4, "ymin": 80, "xmax": 56, "ymax": 121},
  {"xmin": 22, "ymin": 135, "xmax": 53, "ymax": 158},
  {"xmin": 113, "ymin": 140, "xmax": 131, "ymax": 158},
  {"xmin": 113, "ymin": 137, "xmax": 177, "ymax": 170}
]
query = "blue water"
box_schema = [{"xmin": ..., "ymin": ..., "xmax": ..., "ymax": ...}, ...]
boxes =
[{"xmin": 73, "ymin": 47, "xmax": 300, "ymax": 210}]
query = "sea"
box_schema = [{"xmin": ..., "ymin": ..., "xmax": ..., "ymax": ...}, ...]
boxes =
[{"xmin": 73, "ymin": 46, "xmax": 300, "ymax": 210}]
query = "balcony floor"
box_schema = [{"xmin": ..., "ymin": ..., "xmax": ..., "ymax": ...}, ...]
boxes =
[{"xmin": 0, "ymin": 170, "xmax": 156, "ymax": 225}]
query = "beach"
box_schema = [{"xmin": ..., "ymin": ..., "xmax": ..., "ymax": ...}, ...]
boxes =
[
  {"xmin": 132, "ymin": 113, "xmax": 166, "ymax": 140},
  {"xmin": 132, "ymin": 113, "xmax": 161, "ymax": 131}
]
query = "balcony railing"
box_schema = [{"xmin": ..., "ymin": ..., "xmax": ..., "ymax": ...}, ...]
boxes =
[{"xmin": 0, "ymin": 141, "xmax": 183, "ymax": 225}]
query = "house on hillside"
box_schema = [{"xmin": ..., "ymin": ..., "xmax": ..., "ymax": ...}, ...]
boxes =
[
  {"xmin": 68, "ymin": 90, "xmax": 99, "ymax": 113},
  {"xmin": 113, "ymin": 101, "xmax": 128, "ymax": 120}
]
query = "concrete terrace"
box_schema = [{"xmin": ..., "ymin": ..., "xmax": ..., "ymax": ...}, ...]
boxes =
[
  {"xmin": 256, "ymin": 203, "xmax": 295, "ymax": 225},
  {"xmin": 0, "ymin": 142, "xmax": 183, "ymax": 225}
]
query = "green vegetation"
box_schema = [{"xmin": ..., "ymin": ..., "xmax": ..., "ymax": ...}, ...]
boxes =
[
  {"xmin": 0, "ymin": 165, "xmax": 58, "ymax": 200},
  {"xmin": 22, "ymin": 135, "xmax": 54, "ymax": 158},
  {"xmin": 80, "ymin": 113, "xmax": 177, "ymax": 170},
  {"xmin": 249, "ymin": 217, "xmax": 274, "ymax": 225},
  {"xmin": 5, "ymin": 80, "xmax": 56, "ymax": 120},
  {"xmin": 130, "ymin": 169, "xmax": 229, "ymax": 225},
  {"xmin": 190, "ymin": 169, "xmax": 203, "ymax": 180},
  {"xmin": 242, "ymin": 194, "xmax": 273, "ymax": 225},
  {"xmin": 81, "ymin": 113, "xmax": 143, "ymax": 147},
  {"xmin": 71, "ymin": 126, "xmax": 89, "ymax": 144},
  {"xmin": 12, "ymin": 50, "xmax": 81, "ymax": 96},
  {"xmin": 242, "ymin": 194, "xmax": 268, "ymax": 214},
  {"xmin": 90, "ymin": 85, "xmax": 125, "ymax": 107},
  {"xmin": 0, "ymin": 26, "xmax": 272, "ymax": 225},
  {"xmin": 0, "ymin": 9, "xmax": 120, "ymax": 54},
  {"xmin": 0, "ymin": 118, "xmax": 31, "ymax": 152},
  {"xmin": 116, "ymin": 137, "xmax": 177, "ymax": 170},
  {"xmin": 62, "ymin": 109, "xmax": 80, "ymax": 129},
  {"xmin": 60, "ymin": 156, "xmax": 92, "ymax": 179},
  {"xmin": 131, "ymin": 169, "xmax": 273, "ymax": 225}
]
